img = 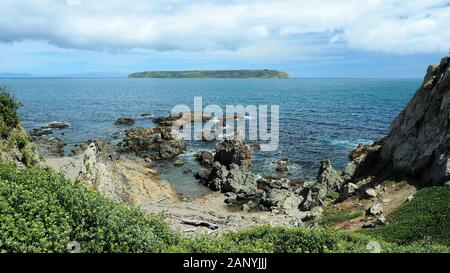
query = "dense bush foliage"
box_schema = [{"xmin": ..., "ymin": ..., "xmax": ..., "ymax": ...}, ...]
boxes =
[
  {"xmin": 362, "ymin": 187, "xmax": 450, "ymax": 246},
  {"xmin": 0, "ymin": 161, "xmax": 449, "ymax": 253},
  {"xmin": 0, "ymin": 87, "xmax": 21, "ymax": 138},
  {"xmin": 0, "ymin": 162, "xmax": 178, "ymax": 253}
]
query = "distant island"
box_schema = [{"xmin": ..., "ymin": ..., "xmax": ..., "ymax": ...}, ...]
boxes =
[
  {"xmin": 128, "ymin": 69, "xmax": 289, "ymax": 79},
  {"xmin": 0, "ymin": 72, "xmax": 32, "ymax": 78}
]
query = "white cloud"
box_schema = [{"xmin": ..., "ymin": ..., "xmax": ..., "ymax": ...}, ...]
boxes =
[{"xmin": 0, "ymin": 0, "xmax": 449, "ymax": 55}]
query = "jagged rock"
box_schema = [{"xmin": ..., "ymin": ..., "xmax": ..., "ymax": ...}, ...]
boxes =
[
  {"xmin": 343, "ymin": 143, "xmax": 383, "ymax": 182},
  {"xmin": 221, "ymin": 164, "xmax": 257, "ymax": 196},
  {"xmin": 406, "ymin": 195, "xmax": 414, "ymax": 202},
  {"xmin": 242, "ymin": 203, "xmax": 251, "ymax": 213},
  {"xmin": 193, "ymin": 151, "xmax": 214, "ymax": 167},
  {"xmin": 380, "ymin": 57, "xmax": 450, "ymax": 185},
  {"xmin": 275, "ymin": 158, "xmax": 289, "ymax": 173},
  {"xmin": 342, "ymin": 161, "xmax": 357, "ymax": 181},
  {"xmin": 377, "ymin": 215, "xmax": 388, "ymax": 225},
  {"xmin": 368, "ymin": 202, "xmax": 383, "ymax": 216},
  {"xmin": 317, "ymin": 160, "xmax": 344, "ymax": 194},
  {"xmin": 298, "ymin": 185, "xmax": 324, "ymax": 211},
  {"xmin": 77, "ymin": 142, "xmax": 126, "ymax": 204},
  {"xmin": 340, "ymin": 182, "xmax": 358, "ymax": 199},
  {"xmin": 214, "ymin": 138, "xmax": 252, "ymax": 169},
  {"xmin": 195, "ymin": 169, "xmax": 210, "ymax": 181},
  {"xmin": 306, "ymin": 206, "xmax": 324, "ymax": 220},
  {"xmin": 32, "ymin": 136, "xmax": 64, "ymax": 157},
  {"xmin": 115, "ymin": 118, "xmax": 135, "ymax": 125},
  {"xmin": 282, "ymin": 195, "xmax": 302, "ymax": 210},
  {"xmin": 122, "ymin": 127, "xmax": 186, "ymax": 160},
  {"xmin": 364, "ymin": 188, "xmax": 377, "ymax": 198},
  {"xmin": 261, "ymin": 188, "xmax": 290, "ymax": 208}
]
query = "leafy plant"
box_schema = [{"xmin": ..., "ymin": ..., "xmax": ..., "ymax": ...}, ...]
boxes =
[
  {"xmin": 0, "ymin": 161, "xmax": 178, "ymax": 253},
  {"xmin": 0, "ymin": 87, "xmax": 22, "ymax": 138}
]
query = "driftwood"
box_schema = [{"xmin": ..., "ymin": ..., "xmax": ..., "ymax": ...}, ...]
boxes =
[
  {"xmin": 181, "ymin": 219, "xmax": 219, "ymax": 230},
  {"xmin": 154, "ymin": 196, "xmax": 169, "ymax": 204}
]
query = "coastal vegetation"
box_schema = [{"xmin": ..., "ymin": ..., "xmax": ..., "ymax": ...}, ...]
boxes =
[
  {"xmin": 128, "ymin": 69, "xmax": 289, "ymax": 79},
  {"xmin": 0, "ymin": 87, "xmax": 21, "ymax": 138},
  {"xmin": 361, "ymin": 187, "xmax": 450, "ymax": 246},
  {"xmin": 0, "ymin": 159, "xmax": 449, "ymax": 253}
]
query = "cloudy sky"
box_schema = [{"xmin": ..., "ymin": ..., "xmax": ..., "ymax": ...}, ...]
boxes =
[{"xmin": 0, "ymin": 0, "xmax": 449, "ymax": 77}]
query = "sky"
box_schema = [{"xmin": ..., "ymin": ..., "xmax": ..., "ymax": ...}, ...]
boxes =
[{"xmin": 0, "ymin": 0, "xmax": 449, "ymax": 78}]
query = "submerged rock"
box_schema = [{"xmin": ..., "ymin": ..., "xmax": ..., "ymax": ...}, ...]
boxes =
[
  {"xmin": 45, "ymin": 121, "xmax": 70, "ymax": 129},
  {"xmin": 139, "ymin": 113, "xmax": 153, "ymax": 119},
  {"xmin": 275, "ymin": 158, "xmax": 289, "ymax": 173},
  {"xmin": 115, "ymin": 118, "xmax": 135, "ymax": 125},
  {"xmin": 193, "ymin": 151, "xmax": 214, "ymax": 167},
  {"xmin": 30, "ymin": 127, "xmax": 53, "ymax": 137},
  {"xmin": 379, "ymin": 57, "xmax": 450, "ymax": 185}
]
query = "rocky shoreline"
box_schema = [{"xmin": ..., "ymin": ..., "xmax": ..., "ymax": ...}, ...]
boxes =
[{"xmin": 29, "ymin": 56, "xmax": 450, "ymax": 234}]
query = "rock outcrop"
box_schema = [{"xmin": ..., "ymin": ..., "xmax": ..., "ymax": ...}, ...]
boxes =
[
  {"xmin": 76, "ymin": 139, "xmax": 177, "ymax": 205},
  {"xmin": 380, "ymin": 57, "xmax": 450, "ymax": 185},
  {"xmin": 316, "ymin": 160, "xmax": 344, "ymax": 195},
  {"xmin": 195, "ymin": 138, "xmax": 257, "ymax": 201},
  {"xmin": 153, "ymin": 112, "xmax": 213, "ymax": 127},
  {"xmin": 121, "ymin": 126, "xmax": 186, "ymax": 160},
  {"xmin": 32, "ymin": 136, "xmax": 65, "ymax": 158},
  {"xmin": 214, "ymin": 139, "xmax": 252, "ymax": 170}
]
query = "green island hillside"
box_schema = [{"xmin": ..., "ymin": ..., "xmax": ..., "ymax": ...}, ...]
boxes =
[{"xmin": 128, "ymin": 69, "xmax": 290, "ymax": 79}]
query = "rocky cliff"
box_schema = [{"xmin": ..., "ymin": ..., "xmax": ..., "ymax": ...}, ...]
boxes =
[{"xmin": 380, "ymin": 57, "xmax": 450, "ymax": 185}]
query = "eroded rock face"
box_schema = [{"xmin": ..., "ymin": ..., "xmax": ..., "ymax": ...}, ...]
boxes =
[
  {"xmin": 122, "ymin": 127, "xmax": 186, "ymax": 160},
  {"xmin": 380, "ymin": 57, "xmax": 450, "ymax": 185},
  {"xmin": 317, "ymin": 160, "xmax": 344, "ymax": 194}
]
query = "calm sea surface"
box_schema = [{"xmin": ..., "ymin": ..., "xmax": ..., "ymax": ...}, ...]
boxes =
[{"xmin": 2, "ymin": 78, "xmax": 421, "ymax": 197}]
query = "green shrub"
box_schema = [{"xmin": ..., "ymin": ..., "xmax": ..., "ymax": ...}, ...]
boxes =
[
  {"xmin": 178, "ymin": 226, "xmax": 378, "ymax": 253},
  {"xmin": 361, "ymin": 187, "xmax": 450, "ymax": 246},
  {"xmin": 0, "ymin": 87, "xmax": 22, "ymax": 138},
  {"xmin": 1, "ymin": 160, "xmax": 448, "ymax": 253},
  {"xmin": 0, "ymin": 161, "xmax": 178, "ymax": 253}
]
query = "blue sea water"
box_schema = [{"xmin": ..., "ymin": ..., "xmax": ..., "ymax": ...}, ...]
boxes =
[{"xmin": 2, "ymin": 78, "xmax": 421, "ymax": 197}]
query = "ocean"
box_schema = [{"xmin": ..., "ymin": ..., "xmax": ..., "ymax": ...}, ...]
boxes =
[{"xmin": 2, "ymin": 78, "xmax": 421, "ymax": 197}]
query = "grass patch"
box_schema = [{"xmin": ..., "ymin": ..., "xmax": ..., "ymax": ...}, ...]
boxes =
[
  {"xmin": 361, "ymin": 187, "xmax": 450, "ymax": 246},
  {"xmin": 315, "ymin": 208, "xmax": 365, "ymax": 227}
]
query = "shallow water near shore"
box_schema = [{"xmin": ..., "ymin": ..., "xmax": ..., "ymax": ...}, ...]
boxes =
[{"xmin": 3, "ymin": 77, "xmax": 420, "ymax": 197}]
